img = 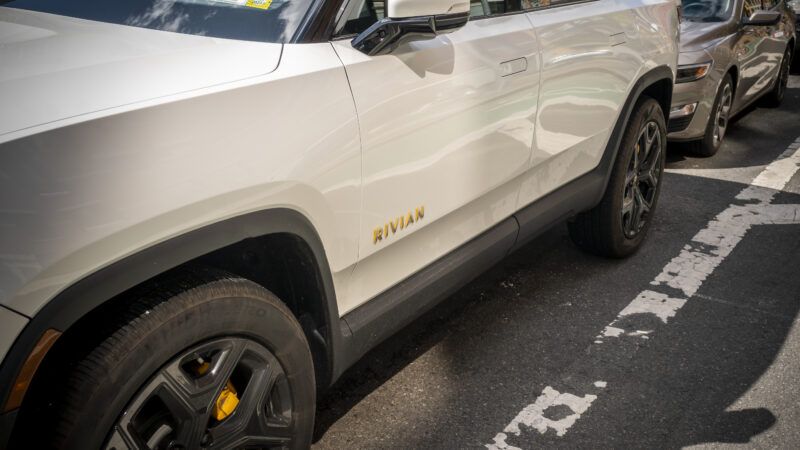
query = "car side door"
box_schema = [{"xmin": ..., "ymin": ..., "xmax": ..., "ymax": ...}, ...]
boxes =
[
  {"xmin": 516, "ymin": 0, "xmax": 647, "ymax": 209},
  {"xmin": 760, "ymin": 0, "xmax": 792, "ymax": 73},
  {"xmin": 736, "ymin": 0, "xmax": 776, "ymax": 104},
  {"xmin": 331, "ymin": 0, "xmax": 541, "ymax": 314}
]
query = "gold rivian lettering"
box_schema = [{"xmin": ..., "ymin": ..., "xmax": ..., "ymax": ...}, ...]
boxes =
[{"xmin": 372, "ymin": 206, "xmax": 426, "ymax": 244}]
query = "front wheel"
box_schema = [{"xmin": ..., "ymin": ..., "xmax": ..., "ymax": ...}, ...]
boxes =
[
  {"xmin": 686, "ymin": 74, "xmax": 733, "ymax": 157},
  {"xmin": 568, "ymin": 96, "xmax": 667, "ymax": 258},
  {"xmin": 39, "ymin": 271, "xmax": 316, "ymax": 450}
]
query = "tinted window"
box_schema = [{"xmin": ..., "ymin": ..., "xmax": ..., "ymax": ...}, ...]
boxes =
[
  {"xmin": 2, "ymin": 0, "xmax": 315, "ymax": 43},
  {"xmin": 485, "ymin": 0, "xmax": 550, "ymax": 13},
  {"xmin": 681, "ymin": 0, "xmax": 736, "ymax": 22},
  {"xmin": 336, "ymin": 0, "xmax": 385, "ymax": 36}
]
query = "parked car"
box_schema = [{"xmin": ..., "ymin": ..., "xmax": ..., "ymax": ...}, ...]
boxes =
[
  {"xmin": 790, "ymin": 0, "xmax": 800, "ymax": 53},
  {"xmin": 668, "ymin": 0, "xmax": 796, "ymax": 156},
  {"xmin": 0, "ymin": 0, "xmax": 679, "ymax": 448}
]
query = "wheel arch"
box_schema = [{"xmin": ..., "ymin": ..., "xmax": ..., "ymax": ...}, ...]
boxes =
[
  {"xmin": 587, "ymin": 65, "xmax": 674, "ymax": 208},
  {"xmin": 0, "ymin": 208, "xmax": 343, "ymax": 443},
  {"xmin": 727, "ymin": 64, "xmax": 739, "ymax": 95}
]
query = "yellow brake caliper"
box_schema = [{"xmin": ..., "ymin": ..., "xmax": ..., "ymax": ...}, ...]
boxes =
[{"xmin": 196, "ymin": 359, "xmax": 240, "ymax": 421}]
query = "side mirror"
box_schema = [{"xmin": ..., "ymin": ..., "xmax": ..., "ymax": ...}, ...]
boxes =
[
  {"xmin": 742, "ymin": 10, "xmax": 782, "ymax": 26},
  {"xmin": 352, "ymin": 0, "xmax": 470, "ymax": 56}
]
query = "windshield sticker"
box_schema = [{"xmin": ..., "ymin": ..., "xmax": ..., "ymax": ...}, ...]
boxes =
[
  {"xmin": 245, "ymin": 0, "xmax": 273, "ymax": 9},
  {"xmin": 187, "ymin": 0, "xmax": 273, "ymax": 10}
]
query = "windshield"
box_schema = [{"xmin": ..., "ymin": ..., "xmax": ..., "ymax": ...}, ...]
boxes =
[
  {"xmin": 1, "ymin": 0, "xmax": 315, "ymax": 43},
  {"xmin": 681, "ymin": 0, "xmax": 736, "ymax": 22}
]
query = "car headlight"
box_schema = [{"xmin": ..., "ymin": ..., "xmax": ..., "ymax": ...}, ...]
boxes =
[
  {"xmin": 788, "ymin": 0, "xmax": 800, "ymax": 12},
  {"xmin": 676, "ymin": 62, "xmax": 712, "ymax": 83}
]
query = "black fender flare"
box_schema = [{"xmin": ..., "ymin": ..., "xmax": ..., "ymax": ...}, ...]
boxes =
[
  {"xmin": 592, "ymin": 65, "xmax": 674, "ymax": 205},
  {"xmin": 0, "ymin": 208, "xmax": 343, "ymax": 440}
]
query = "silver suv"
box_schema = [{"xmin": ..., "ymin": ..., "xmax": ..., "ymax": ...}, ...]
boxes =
[{"xmin": 668, "ymin": 0, "xmax": 796, "ymax": 156}]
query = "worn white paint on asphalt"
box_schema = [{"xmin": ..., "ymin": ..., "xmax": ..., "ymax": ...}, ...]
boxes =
[
  {"xmin": 486, "ymin": 137, "xmax": 800, "ymax": 449},
  {"xmin": 490, "ymin": 385, "xmax": 602, "ymax": 449}
]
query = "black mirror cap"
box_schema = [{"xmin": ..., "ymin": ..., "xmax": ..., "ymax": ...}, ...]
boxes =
[
  {"xmin": 352, "ymin": 12, "xmax": 470, "ymax": 56},
  {"xmin": 743, "ymin": 10, "xmax": 782, "ymax": 26}
]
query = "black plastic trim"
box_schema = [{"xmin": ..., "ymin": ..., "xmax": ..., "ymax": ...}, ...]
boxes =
[
  {"xmin": 294, "ymin": 0, "xmax": 347, "ymax": 43},
  {"xmin": 338, "ymin": 218, "xmax": 518, "ymax": 372},
  {"xmin": 668, "ymin": 114, "xmax": 695, "ymax": 133}
]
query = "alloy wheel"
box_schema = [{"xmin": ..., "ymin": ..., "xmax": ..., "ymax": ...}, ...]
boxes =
[
  {"xmin": 105, "ymin": 337, "xmax": 294, "ymax": 450},
  {"xmin": 621, "ymin": 120, "xmax": 663, "ymax": 238},
  {"xmin": 713, "ymin": 83, "xmax": 733, "ymax": 147}
]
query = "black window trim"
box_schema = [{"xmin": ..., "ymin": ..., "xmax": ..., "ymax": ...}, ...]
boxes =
[{"xmin": 325, "ymin": 0, "xmax": 599, "ymax": 42}]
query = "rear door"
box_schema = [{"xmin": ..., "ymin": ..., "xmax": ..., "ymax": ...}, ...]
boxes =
[
  {"xmin": 331, "ymin": 1, "xmax": 541, "ymax": 314},
  {"xmin": 736, "ymin": 0, "xmax": 776, "ymax": 103},
  {"xmin": 517, "ymin": 0, "xmax": 643, "ymax": 208},
  {"xmin": 760, "ymin": 0, "xmax": 791, "ymax": 77}
]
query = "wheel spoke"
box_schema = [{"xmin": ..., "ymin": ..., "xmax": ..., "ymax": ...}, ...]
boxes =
[
  {"xmin": 108, "ymin": 337, "xmax": 296, "ymax": 450},
  {"xmin": 622, "ymin": 195, "xmax": 635, "ymax": 216},
  {"xmin": 207, "ymin": 343, "xmax": 291, "ymax": 449},
  {"xmin": 106, "ymin": 426, "xmax": 137, "ymax": 450},
  {"xmin": 645, "ymin": 122, "xmax": 657, "ymax": 158},
  {"xmin": 625, "ymin": 169, "xmax": 636, "ymax": 186},
  {"xmin": 629, "ymin": 193, "xmax": 640, "ymax": 235}
]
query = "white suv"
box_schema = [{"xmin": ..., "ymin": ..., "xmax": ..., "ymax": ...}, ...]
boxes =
[{"xmin": 0, "ymin": 0, "xmax": 678, "ymax": 447}]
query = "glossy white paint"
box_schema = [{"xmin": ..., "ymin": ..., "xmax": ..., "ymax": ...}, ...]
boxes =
[
  {"xmin": 518, "ymin": 0, "xmax": 678, "ymax": 208},
  {"xmin": 332, "ymin": 13, "xmax": 540, "ymax": 314},
  {"xmin": 0, "ymin": 43, "xmax": 362, "ymax": 316},
  {"xmin": 0, "ymin": 7, "xmax": 282, "ymax": 141}
]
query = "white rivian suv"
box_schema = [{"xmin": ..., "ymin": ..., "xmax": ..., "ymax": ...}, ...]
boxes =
[{"xmin": 0, "ymin": 0, "xmax": 678, "ymax": 448}]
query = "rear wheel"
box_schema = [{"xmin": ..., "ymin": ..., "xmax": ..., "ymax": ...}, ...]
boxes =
[
  {"xmin": 568, "ymin": 96, "xmax": 666, "ymax": 258},
  {"xmin": 762, "ymin": 45, "xmax": 792, "ymax": 107},
  {"xmin": 43, "ymin": 271, "xmax": 316, "ymax": 450},
  {"xmin": 686, "ymin": 74, "xmax": 733, "ymax": 157}
]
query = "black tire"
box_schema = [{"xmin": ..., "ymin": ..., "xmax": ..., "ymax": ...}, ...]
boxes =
[
  {"xmin": 42, "ymin": 270, "xmax": 316, "ymax": 449},
  {"xmin": 762, "ymin": 45, "xmax": 792, "ymax": 107},
  {"xmin": 568, "ymin": 96, "xmax": 666, "ymax": 258},
  {"xmin": 686, "ymin": 74, "xmax": 733, "ymax": 157}
]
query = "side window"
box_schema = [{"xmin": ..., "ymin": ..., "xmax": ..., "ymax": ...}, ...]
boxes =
[
  {"xmin": 470, "ymin": 0, "xmax": 487, "ymax": 17},
  {"xmin": 335, "ymin": 0, "xmax": 386, "ymax": 37},
  {"xmin": 485, "ymin": 0, "xmax": 551, "ymax": 14}
]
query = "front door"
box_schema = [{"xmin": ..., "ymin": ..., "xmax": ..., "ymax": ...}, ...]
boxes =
[{"xmin": 331, "ymin": 1, "xmax": 541, "ymax": 314}]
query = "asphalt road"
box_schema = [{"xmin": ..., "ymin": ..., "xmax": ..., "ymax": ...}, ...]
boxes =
[{"xmin": 313, "ymin": 75, "xmax": 800, "ymax": 450}]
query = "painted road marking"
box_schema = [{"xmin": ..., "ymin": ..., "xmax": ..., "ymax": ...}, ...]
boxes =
[{"xmin": 487, "ymin": 137, "xmax": 800, "ymax": 449}]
